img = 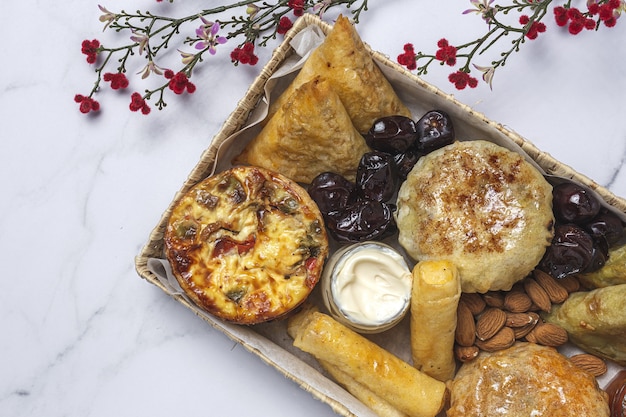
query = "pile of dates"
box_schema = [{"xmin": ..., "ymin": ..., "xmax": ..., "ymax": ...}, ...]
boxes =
[
  {"xmin": 539, "ymin": 179, "xmax": 626, "ymax": 279},
  {"xmin": 308, "ymin": 110, "xmax": 455, "ymax": 243}
]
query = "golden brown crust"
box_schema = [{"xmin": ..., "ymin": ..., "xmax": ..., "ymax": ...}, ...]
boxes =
[
  {"xmin": 164, "ymin": 166, "xmax": 329, "ymax": 324},
  {"xmin": 267, "ymin": 15, "xmax": 411, "ymax": 133},
  {"xmin": 447, "ymin": 342, "xmax": 610, "ymax": 416},
  {"xmin": 233, "ymin": 77, "xmax": 370, "ymax": 184},
  {"xmin": 396, "ymin": 140, "xmax": 554, "ymax": 293}
]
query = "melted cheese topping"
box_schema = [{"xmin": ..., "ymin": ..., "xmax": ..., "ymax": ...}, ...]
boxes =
[{"xmin": 165, "ymin": 166, "xmax": 328, "ymax": 324}]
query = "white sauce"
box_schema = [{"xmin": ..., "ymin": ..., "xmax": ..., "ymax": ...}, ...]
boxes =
[{"xmin": 331, "ymin": 245, "xmax": 412, "ymax": 326}]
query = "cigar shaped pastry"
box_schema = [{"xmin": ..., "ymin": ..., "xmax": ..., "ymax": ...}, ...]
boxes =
[
  {"xmin": 410, "ymin": 260, "xmax": 461, "ymax": 382},
  {"xmin": 289, "ymin": 309, "xmax": 447, "ymax": 417},
  {"xmin": 319, "ymin": 360, "xmax": 409, "ymax": 417}
]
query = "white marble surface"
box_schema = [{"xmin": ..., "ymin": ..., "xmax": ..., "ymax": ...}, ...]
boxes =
[{"xmin": 2, "ymin": 0, "xmax": 626, "ymax": 416}]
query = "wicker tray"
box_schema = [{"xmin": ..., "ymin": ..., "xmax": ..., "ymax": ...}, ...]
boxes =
[{"xmin": 135, "ymin": 14, "xmax": 626, "ymax": 417}]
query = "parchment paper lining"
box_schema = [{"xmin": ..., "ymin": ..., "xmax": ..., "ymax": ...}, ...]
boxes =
[{"xmin": 141, "ymin": 18, "xmax": 624, "ymax": 416}]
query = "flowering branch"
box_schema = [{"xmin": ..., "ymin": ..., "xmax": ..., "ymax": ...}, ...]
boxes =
[
  {"xmin": 76, "ymin": 0, "xmax": 369, "ymax": 115},
  {"xmin": 397, "ymin": 0, "xmax": 625, "ymax": 90}
]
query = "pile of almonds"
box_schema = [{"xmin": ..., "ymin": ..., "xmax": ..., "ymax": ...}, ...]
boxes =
[{"xmin": 454, "ymin": 269, "xmax": 608, "ymax": 377}]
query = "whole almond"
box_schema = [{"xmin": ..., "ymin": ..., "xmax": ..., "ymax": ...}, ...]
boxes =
[
  {"xmin": 532, "ymin": 322, "xmax": 568, "ymax": 347},
  {"xmin": 460, "ymin": 292, "xmax": 486, "ymax": 315},
  {"xmin": 524, "ymin": 278, "xmax": 552, "ymax": 313},
  {"xmin": 503, "ymin": 291, "xmax": 533, "ymax": 313},
  {"xmin": 482, "ymin": 291, "xmax": 505, "ymax": 309},
  {"xmin": 475, "ymin": 327, "xmax": 515, "ymax": 352},
  {"xmin": 512, "ymin": 321, "xmax": 538, "ymax": 339},
  {"xmin": 569, "ymin": 354, "xmax": 608, "ymax": 377},
  {"xmin": 558, "ymin": 275, "xmax": 581, "ymax": 293},
  {"xmin": 455, "ymin": 301, "xmax": 476, "ymax": 347},
  {"xmin": 533, "ymin": 269, "xmax": 569, "ymax": 304},
  {"xmin": 455, "ymin": 345, "xmax": 480, "ymax": 362},
  {"xmin": 476, "ymin": 308, "xmax": 507, "ymax": 341},
  {"xmin": 506, "ymin": 311, "xmax": 539, "ymax": 328}
]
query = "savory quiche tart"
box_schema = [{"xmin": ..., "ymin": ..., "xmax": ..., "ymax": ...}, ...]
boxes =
[{"xmin": 164, "ymin": 166, "xmax": 329, "ymax": 324}]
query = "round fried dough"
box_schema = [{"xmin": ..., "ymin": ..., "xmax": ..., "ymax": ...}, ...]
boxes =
[{"xmin": 396, "ymin": 140, "xmax": 554, "ymax": 293}]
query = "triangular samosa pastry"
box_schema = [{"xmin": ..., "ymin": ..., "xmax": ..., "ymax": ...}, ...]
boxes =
[
  {"xmin": 267, "ymin": 15, "xmax": 411, "ymax": 133},
  {"xmin": 233, "ymin": 76, "xmax": 370, "ymax": 184}
]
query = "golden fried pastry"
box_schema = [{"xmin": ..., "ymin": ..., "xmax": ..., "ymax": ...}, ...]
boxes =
[
  {"xmin": 396, "ymin": 140, "xmax": 554, "ymax": 293},
  {"xmin": 267, "ymin": 15, "xmax": 411, "ymax": 133},
  {"xmin": 164, "ymin": 166, "xmax": 328, "ymax": 324},
  {"xmin": 543, "ymin": 283, "xmax": 626, "ymax": 366},
  {"xmin": 289, "ymin": 309, "xmax": 447, "ymax": 417},
  {"xmin": 233, "ymin": 76, "xmax": 370, "ymax": 183},
  {"xmin": 410, "ymin": 260, "xmax": 460, "ymax": 382},
  {"xmin": 447, "ymin": 342, "xmax": 610, "ymax": 416}
]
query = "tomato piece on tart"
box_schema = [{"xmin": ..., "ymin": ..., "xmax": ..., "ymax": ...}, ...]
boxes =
[{"xmin": 165, "ymin": 166, "xmax": 329, "ymax": 324}]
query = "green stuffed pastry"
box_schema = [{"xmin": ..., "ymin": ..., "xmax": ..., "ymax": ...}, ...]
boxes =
[
  {"xmin": 543, "ymin": 284, "xmax": 626, "ymax": 366},
  {"xmin": 579, "ymin": 243, "xmax": 626, "ymax": 288}
]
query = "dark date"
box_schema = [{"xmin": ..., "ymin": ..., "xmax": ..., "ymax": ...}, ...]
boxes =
[
  {"xmin": 356, "ymin": 151, "xmax": 396, "ymax": 202},
  {"xmin": 415, "ymin": 110, "xmax": 455, "ymax": 153},
  {"xmin": 364, "ymin": 115, "xmax": 417, "ymax": 154},
  {"xmin": 325, "ymin": 200, "xmax": 397, "ymax": 243},
  {"xmin": 552, "ymin": 181, "xmax": 601, "ymax": 224},
  {"xmin": 539, "ymin": 223, "xmax": 602, "ymax": 279}
]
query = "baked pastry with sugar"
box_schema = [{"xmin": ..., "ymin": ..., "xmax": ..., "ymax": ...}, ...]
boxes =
[
  {"xmin": 396, "ymin": 140, "xmax": 554, "ymax": 293},
  {"xmin": 164, "ymin": 166, "xmax": 329, "ymax": 324}
]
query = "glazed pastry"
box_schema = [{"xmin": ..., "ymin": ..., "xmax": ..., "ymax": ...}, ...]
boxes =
[
  {"xmin": 543, "ymin": 283, "xmax": 626, "ymax": 366},
  {"xmin": 233, "ymin": 77, "xmax": 371, "ymax": 183},
  {"xmin": 396, "ymin": 140, "xmax": 554, "ymax": 293},
  {"xmin": 447, "ymin": 342, "xmax": 610, "ymax": 416},
  {"xmin": 267, "ymin": 15, "xmax": 411, "ymax": 133},
  {"xmin": 164, "ymin": 166, "xmax": 328, "ymax": 324}
]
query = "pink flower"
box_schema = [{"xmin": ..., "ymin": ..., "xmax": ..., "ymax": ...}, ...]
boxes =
[{"xmin": 195, "ymin": 20, "xmax": 227, "ymax": 54}]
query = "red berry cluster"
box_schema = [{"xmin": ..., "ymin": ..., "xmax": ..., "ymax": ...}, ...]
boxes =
[
  {"xmin": 554, "ymin": 0, "xmax": 621, "ymax": 34},
  {"xmin": 397, "ymin": 44, "xmax": 417, "ymax": 70},
  {"xmin": 165, "ymin": 70, "xmax": 196, "ymax": 94},
  {"xmin": 519, "ymin": 15, "xmax": 547, "ymax": 39},
  {"xmin": 448, "ymin": 71, "xmax": 478, "ymax": 90},
  {"xmin": 288, "ymin": 0, "xmax": 305, "ymax": 16},
  {"xmin": 81, "ymin": 39, "xmax": 100, "ymax": 64},
  {"xmin": 277, "ymin": 16, "xmax": 294, "ymax": 34},
  {"xmin": 230, "ymin": 42, "xmax": 259, "ymax": 65},
  {"xmin": 435, "ymin": 39, "xmax": 457, "ymax": 66},
  {"xmin": 103, "ymin": 72, "xmax": 129, "ymax": 90},
  {"xmin": 74, "ymin": 94, "xmax": 100, "ymax": 114},
  {"xmin": 129, "ymin": 92, "xmax": 151, "ymax": 115}
]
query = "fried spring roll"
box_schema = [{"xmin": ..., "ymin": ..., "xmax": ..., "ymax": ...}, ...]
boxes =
[
  {"xmin": 290, "ymin": 310, "xmax": 447, "ymax": 417},
  {"xmin": 410, "ymin": 260, "xmax": 461, "ymax": 382},
  {"xmin": 319, "ymin": 360, "xmax": 409, "ymax": 417}
]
